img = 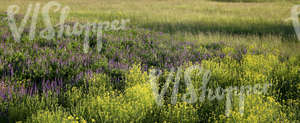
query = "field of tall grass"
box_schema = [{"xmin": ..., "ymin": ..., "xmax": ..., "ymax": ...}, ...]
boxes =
[{"xmin": 0, "ymin": 0, "xmax": 299, "ymax": 122}]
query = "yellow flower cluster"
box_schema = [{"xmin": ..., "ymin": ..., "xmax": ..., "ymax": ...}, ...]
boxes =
[
  {"xmin": 218, "ymin": 94, "xmax": 289, "ymax": 122},
  {"xmin": 71, "ymin": 83, "xmax": 155, "ymax": 122},
  {"xmin": 125, "ymin": 64, "xmax": 148, "ymax": 87},
  {"xmin": 161, "ymin": 102, "xmax": 199, "ymax": 123},
  {"xmin": 27, "ymin": 109, "xmax": 87, "ymax": 123}
]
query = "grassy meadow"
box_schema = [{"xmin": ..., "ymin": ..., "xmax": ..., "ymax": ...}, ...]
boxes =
[{"xmin": 0, "ymin": 0, "xmax": 299, "ymax": 122}]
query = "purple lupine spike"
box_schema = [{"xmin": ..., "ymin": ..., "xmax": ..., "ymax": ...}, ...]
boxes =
[
  {"xmin": 0, "ymin": 82, "xmax": 5, "ymax": 100},
  {"xmin": 46, "ymin": 80, "xmax": 51, "ymax": 91},
  {"xmin": 54, "ymin": 81, "xmax": 58, "ymax": 91},
  {"xmin": 58, "ymin": 79, "xmax": 62, "ymax": 87},
  {"xmin": 28, "ymin": 86, "xmax": 33, "ymax": 96},
  {"xmin": 108, "ymin": 59, "xmax": 114, "ymax": 68},
  {"xmin": 207, "ymin": 53, "xmax": 211, "ymax": 59},
  {"xmin": 202, "ymin": 54, "xmax": 207, "ymax": 60},
  {"xmin": 42, "ymin": 79, "xmax": 46, "ymax": 93},
  {"xmin": 75, "ymin": 73, "xmax": 82, "ymax": 83},
  {"xmin": 19, "ymin": 85, "xmax": 25, "ymax": 97},
  {"xmin": 10, "ymin": 67, "xmax": 13, "ymax": 77},
  {"xmin": 243, "ymin": 48, "xmax": 248, "ymax": 54},
  {"xmin": 34, "ymin": 83, "xmax": 38, "ymax": 95},
  {"xmin": 55, "ymin": 87, "xmax": 60, "ymax": 95},
  {"xmin": 0, "ymin": 92, "xmax": 6, "ymax": 100},
  {"xmin": 50, "ymin": 81, "xmax": 54, "ymax": 92},
  {"xmin": 7, "ymin": 86, "xmax": 11, "ymax": 99},
  {"xmin": 95, "ymin": 69, "xmax": 100, "ymax": 73},
  {"xmin": 22, "ymin": 67, "xmax": 24, "ymax": 73},
  {"xmin": 220, "ymin": 53, "xmax": 226, "ymax": 59},
  {"xmin": 0, "ymin": 89, "xmax": 7, "ymax": 100},
  {"xmin": 45, "ymin": 91, "xmax": 48, "ymax": 97}
]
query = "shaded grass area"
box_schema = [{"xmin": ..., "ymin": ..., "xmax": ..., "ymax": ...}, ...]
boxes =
[{"xmin": 141, "ymin": 20, "xmax": 297, "ymax": 41}]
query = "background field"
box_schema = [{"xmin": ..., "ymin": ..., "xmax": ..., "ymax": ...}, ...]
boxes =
[
  {"xmin": 2, "ymin": 0, "xmax": 299, "ymax": 52},
  {"xmin": 0, "ymin": 0, "xmax": 299, "ymax": 122}
]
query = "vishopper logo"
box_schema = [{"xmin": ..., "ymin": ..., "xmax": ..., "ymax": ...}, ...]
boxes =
[
  {"xmin": 149, "ymin": 65, "xmax": 272, "ymax": 117},
  {"xmin": 6, "ymin": 1, "xmax": 130, "ymax": 53},
  {"xmin": 291, "ymin": 5, "xmax": 300, "ymax": 41}
]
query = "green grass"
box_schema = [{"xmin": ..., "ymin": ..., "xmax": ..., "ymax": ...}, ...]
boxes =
[
  {"xmin": 212, "ymin": 0, "xmax": 298, "ymax": 2},
  {"xmin": 1, "ymin": 0, "xmax": 298, "ymax": 44}
]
